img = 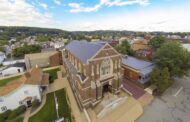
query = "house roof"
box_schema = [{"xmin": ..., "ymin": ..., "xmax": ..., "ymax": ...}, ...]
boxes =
[
  {"xmin": 12, "ymin": 62, "xmax": 26, "ymax": 68},
  {"xmin": 122, "ymin": 56, "xmax": 153, "ymax": 70},
  {"xmin": 0, "ymin": 51, "xmax": 5, "ymax": 56},
  {"xmin": 25, "ymin": 51, "xmax": 57, "ymax": 60},
  {"xmin": 0, "ymin": 68, "xmax": 48, "ymax": 96},
  {"xmin": 65, "ymin": 40, "xmax": 105, "ymax": 63}
]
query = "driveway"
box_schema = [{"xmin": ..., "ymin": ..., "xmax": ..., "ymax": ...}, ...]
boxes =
[{"xmin": 137, "ymin": 76, "xmax": 190, "ymax": 122}]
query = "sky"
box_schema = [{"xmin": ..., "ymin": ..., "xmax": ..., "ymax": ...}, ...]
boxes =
[{"xmin": 0, "ymin": 0, "xmax": 190, "ymax": 32}]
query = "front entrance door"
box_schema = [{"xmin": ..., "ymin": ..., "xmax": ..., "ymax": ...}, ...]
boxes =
[
  {"xmin": 27, "ymin": 100, "xmax": 32, "ymax": 107},
  {"xmin": 103, "ymin": 83, "xmax": 109, "ymax": 93}
]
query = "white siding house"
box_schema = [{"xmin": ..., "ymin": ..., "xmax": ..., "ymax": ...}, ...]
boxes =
[
  {"xmin": 0, "ymin": 52, "xmax": 6, "ymax": 64},
  {"xmin": 182, "ymin": 44, "xmax": 190, "ymax": 52},
  {"xmin": 2, "ymin": 59, "xmax": 25, "ymax": 66},
  {"xmin": 0, "ymin": 85, "xmax": 41, "ymax": 113},
  {"xmin": 0, "ymin": 68, "xmax": 49, "ymax": 113},
  {"xmin": 0, "ymin": 63, "xmax": 25, "ymax": 77},
  {"xmin": 54, "ymin": 41, "xmax": 65, "ymax": 49}
]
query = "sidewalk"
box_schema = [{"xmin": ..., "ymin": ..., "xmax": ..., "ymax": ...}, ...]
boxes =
[
  {"xmin": 29, "ymin": 93, "xmax": 47, "ymax": 117},
  {"xmin": 23, "ymin": 108, "xmax": 31, "ymax": 122}
]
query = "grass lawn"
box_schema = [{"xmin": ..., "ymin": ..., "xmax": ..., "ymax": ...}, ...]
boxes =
[
  {"xmin": 0, "ymin": 75, "xmax": 21, "ymax": 87},
  {"xmin": 12, "ymin": 117, "xmax": 24, "ymax": 122},
  {"xmin": 55, "ymin": 88, "xmax": 72, "ymax": 122},
  {"xmin": 29, "ymin": 92, "xmax": 57, "ymax": 122},
  {"xmin": 44, "ymin": 68, "xmax": 60, "ymax": 83},
  {"xmin": 29, "ymin": 88, "xmax": 72, "ymax": 122}
]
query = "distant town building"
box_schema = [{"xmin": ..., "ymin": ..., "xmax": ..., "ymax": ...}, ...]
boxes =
[
  {"xmin": 167, "ymin": 35, "xmax": 182, "ymax": 40},
  {"xmin": 182, "ymin": 44, "xmax": 190, "ymax": 52},
  {"xmin": 54, "ymin": 41, "xmax": 65, "ymax": 49},
  {"xmin": 131, "ymin": 39, "xmax": 150, "ymax": 51},
  {"xmin": 25, "ymin": 51, "xmax": 62, "ymax": 70},
  {"xmin": 63, "ymin": 40, "xmax": 123, "ymax": 108},
  {"xmin": 135, "ymin": 49, "xmax": 154, "ymax": 60},
  {"xmin": 0, "ymin": 68, "xmax": 49, "ymax": 113},
  {"xmin": 108, "ymin": 40, "xmax": 119, "ymax": 47}
]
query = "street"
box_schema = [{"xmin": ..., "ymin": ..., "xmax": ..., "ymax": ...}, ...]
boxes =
[{"xmin": 137, "ymin": 77, "xmax": 190, "ymax": 122}]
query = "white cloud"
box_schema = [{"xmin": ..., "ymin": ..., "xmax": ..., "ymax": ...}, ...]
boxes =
[
  {"xmin": 68, "ymin": 3, "xmax": 102, "ymax": 13},
  {"xmin": 53, "ymin": 0, "xmax": 61, "ymax": 5},
  {"xmin": 0, "ymin": 0, "xmax": 56, "ymax": 28},
  {"xmin": 65, "ymin": 5, "xmax": 190, "ymax": 32},
  {"xmin": 38, "ymin": 2, "xmax": 48, "ymax": 9},
  {"xmin": 68, "ymin": 0, "xmax": 150, "ymax": 13}
]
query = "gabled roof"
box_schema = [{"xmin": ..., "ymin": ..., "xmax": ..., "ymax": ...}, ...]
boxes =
[{"xmin": 65, "ymin": 40, "xmax": 105, "ymax": 63}]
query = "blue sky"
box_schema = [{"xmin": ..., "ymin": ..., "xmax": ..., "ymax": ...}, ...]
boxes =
[{"xmin": 0, "ymin": 0, "xmax": 190, "ymax": 32}]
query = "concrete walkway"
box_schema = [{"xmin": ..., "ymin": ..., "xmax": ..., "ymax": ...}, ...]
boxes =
[
  {"xmin": 138, "ymin": 92, "xmax": 154, "ymax": 107},
  {"xmin": 48, "ymin": 70, "xmax": 65, "ymax": 93},
  {"xmin": 29, "ymin": 93, "xmax": 47, "ymax": 117},
  {"xmin": 23, "ymin": 108, "xmax": 31, "ymax": 122}
]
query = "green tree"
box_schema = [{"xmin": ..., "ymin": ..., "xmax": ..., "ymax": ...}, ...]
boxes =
[
  {"xmin": 149, "ymin": 36, "xmax": 166, "ymax": 50},
  {"xmin": 13, "ymin": 44, "xmax": 41, "ymax": 57},
  {"xmin": 150, "ymin": 67, "xmax": 171, "ymax": 94},
  {"xmin": 36, "ymin": 34, "xmax": 51, "ymax": 42},
  {"xmin": 154, "ymin": 41, "xmax": 190, "ymax": 77},
  {"xmin": 115, "ymin": 40, "xmax": 134, "ymax": 56}
]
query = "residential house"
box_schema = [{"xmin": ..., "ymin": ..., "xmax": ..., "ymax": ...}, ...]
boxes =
[
  {"xmin": 62, "ymin": 40, "xmax": 123, "ymax": 108},
  {"xmin": 131, "ymin": 39, "xmax": 150, "ymax": 51},
  {"xmin": 2, "ymin": 58, "xmax": 25, "ymax": 66},
  {"xmin": 108, "ymin": 40, "xmax": 119, "ymax": 47},
  {"xmin": 0, "ymin": 52, "xmax": 6, "ymax": 64},
  {"xmin": 25, "ymin": 51, "xmax": 62, "ymax": 70},
  {"xmin": 122, "ymin": 56, "xmax": 154, "ymax": 88},
  {"xmin": 135, "ymin": 49, "xmax": 154, "ymax": 60},
  {"xmin": 0, "ymin": 62, "xmax": 26, "ymax": 77},
  {"xmin": 182, "ymin": 44, "xmax": 190, "ymax": 52},
  {"xmin": 54, "ymin": 41, "xmax": 65, "ymax": 49},
  {"xmin": 0, "ymin": 68, "xmax": 49, "ymax": 113}
]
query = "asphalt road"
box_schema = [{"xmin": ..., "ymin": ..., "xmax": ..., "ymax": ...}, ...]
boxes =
[{"xmin": 137, "ymin": 76, "xmax": 190, "ymax": 122}]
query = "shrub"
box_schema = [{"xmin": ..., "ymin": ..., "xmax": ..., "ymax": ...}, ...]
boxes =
[
  {"xmin": 0, "ymin": 115, "xmax": 5, "ymax": 122},
  {"xmin": 32, "ymin": 99, "xmax": 40, "ymax": 108},
  {"xmin": 8, "ymin": 105, "xmax": 26, "ymax": 120},
  {"xmin": 13, "ymin": 117, "xmax": 24, "ymax": 122},
  {"xmin": 7, "ymin": 110, "xmax": 18, "ymax": 120},
  {"xmin": 16, "ymin": 105, "xmax": 26, "ymax": 114},
  {"xmin": 1, "ymin": 110, "xmax": 11, "ymax": 119}
]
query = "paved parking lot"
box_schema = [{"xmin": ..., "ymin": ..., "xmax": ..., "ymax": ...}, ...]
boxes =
[{"xmin": 137, "ymin": 77, "xmax": 190, "ymax": 122}]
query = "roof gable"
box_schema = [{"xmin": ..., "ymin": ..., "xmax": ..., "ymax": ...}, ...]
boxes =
[{"xmin": 90, "ymin": 43, "xmax": 120, "ymax": 60}]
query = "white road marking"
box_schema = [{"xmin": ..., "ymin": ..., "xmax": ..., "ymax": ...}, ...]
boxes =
[{"xmin": 173, "ymin": 86, "xmax": 183, "ymax": 97}]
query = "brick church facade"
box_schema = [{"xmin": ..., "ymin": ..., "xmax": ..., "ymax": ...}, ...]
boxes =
[{"xmin": 62, "ymin": 41, "xmax": 123, "ymax": 108}]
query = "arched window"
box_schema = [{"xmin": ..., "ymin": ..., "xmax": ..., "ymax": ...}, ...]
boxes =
[{"xmin": 100, "ymin": 58, "xmax": 112, "ymax": 76}]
